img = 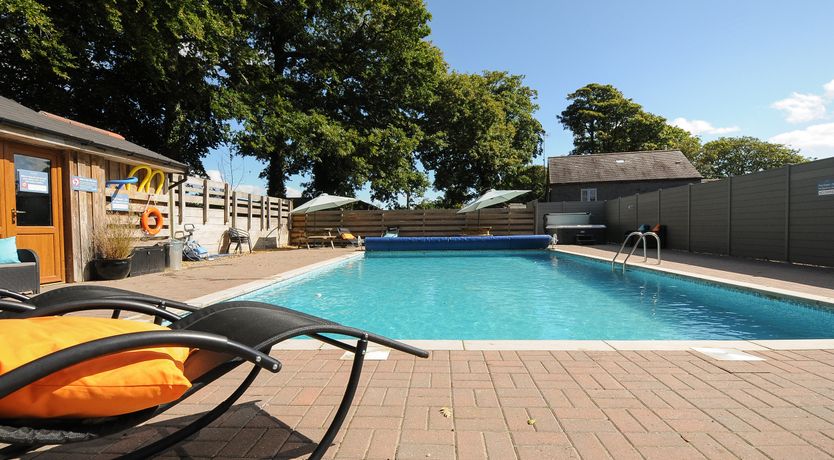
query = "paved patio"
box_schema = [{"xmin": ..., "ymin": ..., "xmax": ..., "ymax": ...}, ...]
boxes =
[
  {"xmin": 45, "ymin": 248, "xmax": 357, "ymax": 302},
  {"xmin": 22, "ymin": 246, "xmax": 834, "ymax": 458},
  {"xmin": 31, "ymin": 347, "xmax": 834, "ymax": 459}
]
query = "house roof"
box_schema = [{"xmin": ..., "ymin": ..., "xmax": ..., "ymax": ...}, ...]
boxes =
[
  {"xmin": 0, "ymin": 96, "xmax": 188, "ymax": 172},
  {"xmin": 548, "ymin": 150, "xmax": 701, "ymax": 184}
]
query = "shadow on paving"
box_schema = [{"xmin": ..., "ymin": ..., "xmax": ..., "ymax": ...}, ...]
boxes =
[{"xmin": 29, "ymin": 402, "xmax": 319, "ymax": 459}]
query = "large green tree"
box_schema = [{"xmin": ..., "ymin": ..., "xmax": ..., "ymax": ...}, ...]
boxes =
[
  {"xmin": 0, "ymin": 0, "xmax": 246, "ymax": 174},
  {"xmin": 557, "ymin": 83, "xmax": 701, "ymax": 157},
  {"xmin": 419, "ymin": 71, "xmax": 544, "ymax": 206},
  {"xmin": 229, "ymin": 0, "xmax": 444, "ymax": 204},
  {"xmin": 696, "ymin": 136, "xmax": 808, "ymax": 178}
]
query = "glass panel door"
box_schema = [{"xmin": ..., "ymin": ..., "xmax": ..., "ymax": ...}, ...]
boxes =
[{"xmin": 14, "ymin": 154, "xmax": 53, "ymax": 226}]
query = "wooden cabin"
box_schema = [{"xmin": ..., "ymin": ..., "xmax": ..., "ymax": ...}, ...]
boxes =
[{"xmin": 0, "ymin": 96, "xmax": 188, "ymax": 284}]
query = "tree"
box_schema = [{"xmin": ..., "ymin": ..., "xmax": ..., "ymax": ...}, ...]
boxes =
[
  {"xmin": 0, "ymin": 0, "xmax": 247, "ymax": 174},
  {"xmin": 696, "ymin": 137, "xmax": 808, "ymax": 178},
  {"xmin": 498, "ymin": 165, "xmax": 547, "ymax": 202},
  {"xmin": 558, "ymin": 84, "xmax": 663, "ymax": 154},
  {"xmin": 656, "ymin": 124, "xmax": 702, "ymax": 162},
  {"xmin": 229, "ymin": 0, "xmax": 445, "ymax": 202},
  {"xmin": 420, "ymin": 71, "xmax": 544, "ymax": 206}
]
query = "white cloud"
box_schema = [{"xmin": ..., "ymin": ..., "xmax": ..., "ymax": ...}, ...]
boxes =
[
  {"xmin": 233, "ymin": 184, "xmax": 268, "ymax": 196},
  {"xmin": 285, "ymin": 186, "xmax": 302, "ymax": 198},
  {"xmin": 769, "ymin": 122, "xmax": 834, "ymax": 158},
  {"xmin": 771, "ymin": 92, "xmax": 826, "ymax": 123},
  {"xmin": 670, "ymin": 117, "xmax": 740, "ymax": 135},
  {"xmin": 825, "ymin": 79, "xmax": 834, "ymax": 99},
  {"xmin": 205, "ymin": 169, "xmax": 223, "ymax": 182}
]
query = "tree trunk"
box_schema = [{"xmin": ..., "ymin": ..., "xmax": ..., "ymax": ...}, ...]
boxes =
[{"xmin": 267, "ymin": 154, "xmax": 287, "ymax": 198}]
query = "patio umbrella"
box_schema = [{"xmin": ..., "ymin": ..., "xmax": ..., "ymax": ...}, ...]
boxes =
[
  {"xmin": 457, "ymin": 189, "xmax": 531, "ymax": 229},
  {"xmin": 291, "ymin": 193, "xmax": 360, "ymax": 235},
  {"xmin": 457, "ymin": 189, "xmax": 531, "ymax": 214},
  {"xmin": 292, "ymin": 193, "xmax": 358, "ymax": 214}
]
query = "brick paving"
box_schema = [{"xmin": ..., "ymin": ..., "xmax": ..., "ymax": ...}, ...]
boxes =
[{"xmin": 31, "ymin": 347, "xmax": 834, "ymax": 459}]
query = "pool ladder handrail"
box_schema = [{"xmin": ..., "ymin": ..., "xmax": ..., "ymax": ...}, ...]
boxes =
[{"xmin": 611, "ymin": 231, "xmax": 661, "ymax": 273}]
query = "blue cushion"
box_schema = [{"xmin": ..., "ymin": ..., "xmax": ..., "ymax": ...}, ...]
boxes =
[{"xmin": 0, "ymin": 237, "xmax": 20, "ymax": 264}]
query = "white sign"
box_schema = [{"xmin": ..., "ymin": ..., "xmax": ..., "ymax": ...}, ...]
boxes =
[
  {"xmin": 17, "ymin": 170, "xmax": 49, "ymax": 194},
  {"xmin": 111, "ymin": 192, "xmax": 130, "ymax": 211}
]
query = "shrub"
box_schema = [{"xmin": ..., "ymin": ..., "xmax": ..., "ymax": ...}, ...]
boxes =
[{"xmin": 92, "ymin": 214, "xmax": 136, "ymax": 260}]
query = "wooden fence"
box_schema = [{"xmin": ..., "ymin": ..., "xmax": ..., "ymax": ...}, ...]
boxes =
[
  {"xmin": 603, "ymin": 157, "xmax": 834, "ymax": 267},
  {"xmin": 290, "ymin": 207, "xmax": 535, "ymax": 243},
  {"xmin": 106, "ymin": 177, "xmax": 292, "ymax": 253}
]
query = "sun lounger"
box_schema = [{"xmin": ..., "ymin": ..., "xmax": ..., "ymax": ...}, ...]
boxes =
[
  {"xmin": 0, "ymin": 285, "xmax": 197, "ymax": 323},
  {"xmin": 334, "ymin": 227, "xmax": 360, "ymax": 247},
  {"xmin": 0, "ymin": 294, "xmax": 428, "ymax": 459}
]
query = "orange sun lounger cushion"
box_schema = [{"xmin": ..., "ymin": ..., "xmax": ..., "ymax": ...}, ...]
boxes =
[
  {"xmin": 340, "ymin": 233, "xmax": 355, "ymax": 240},
  {"xmin": 0, "ymin": 316, "xmax": 192, "ymax": 418}
]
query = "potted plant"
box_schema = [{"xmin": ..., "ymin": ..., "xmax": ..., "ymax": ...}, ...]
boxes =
[{"xmin": 91, "ymin": 214, "xmax": 136, "ymax": 280}]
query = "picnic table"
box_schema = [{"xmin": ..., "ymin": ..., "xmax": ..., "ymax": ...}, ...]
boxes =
[{"xmin": 302, "ymin": 228, "xmax": 336, "ymax": 249}]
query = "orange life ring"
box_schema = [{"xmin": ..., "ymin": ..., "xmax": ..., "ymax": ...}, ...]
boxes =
[{"xmin": 140, "ymin": 207, "xmax": 164, "ymax": 235}]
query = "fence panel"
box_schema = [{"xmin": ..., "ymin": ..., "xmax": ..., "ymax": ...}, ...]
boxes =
[
  {"xmin": 690, "ymin": 180, "xmax": 729, "ymax": 255},
  {"xmin": 789, "ymin": 158, "xmax": 834, "ymax": 266},
  {"xmin": 658, "ymin": 186, "xmax": 689, "ymax": 250},
  {"xmin": 290, "ymin": 207, "xmax": 535, "ymax": 243},
  {"xmin": 637, "ymin": 191, "xmax": 659, "ymax": 227},
  {"xmin": 168, "ymin": 177, "xmax": 291, "ymax": 252},
  {"xmin": 604, "ymin": 198, "xmax": 620, "ymax": 242},
  {"xmin": 730, "ymin": 168, "xmax": 787, "ymax": 260},
  {"xmin": 619, "ymin": 195, "xmax": 638, "ymax": 237}
]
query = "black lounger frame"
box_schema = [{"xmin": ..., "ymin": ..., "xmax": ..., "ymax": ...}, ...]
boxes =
[{"xmin": 0, "ymin": 292, "xmax": 427, "ymax": 459}]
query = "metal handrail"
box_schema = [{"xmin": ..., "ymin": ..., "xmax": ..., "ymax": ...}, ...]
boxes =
[
  {"xmin": 612, "ymin": 232, "xmax": 644, "ymax": 271},
  {"xmin": 612, "ymin": 231, "xmax": 662, "ymax": 273},
  {"xmin": 621, "ymin": 234, "xmax": 648, "ymax": 273},
  {"xmin": 642, "ymin": 232, "xmax": 662, "ymax": 265}
]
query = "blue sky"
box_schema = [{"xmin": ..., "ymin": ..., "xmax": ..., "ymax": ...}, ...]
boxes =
[{"xmin": 203, "ymin": 0, "xmax": 834, "ymax": 200}]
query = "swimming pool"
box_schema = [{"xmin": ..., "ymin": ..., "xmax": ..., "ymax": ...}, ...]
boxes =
[{"xmin": 237, "ymin": 251, "xmax": 834, "ymax": 340}]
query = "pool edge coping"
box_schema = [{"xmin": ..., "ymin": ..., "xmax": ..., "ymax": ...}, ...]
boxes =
[
  {"xmin": 188, "ymin": 248, "xmax": 834, "ymax": 352},
  {"xmin": 552, "ymin": 247, "xmax": 834, "ymax": 307},
  {"xmin": 186, "ymin": 251, "xmax": 364, "ymax": 307}
]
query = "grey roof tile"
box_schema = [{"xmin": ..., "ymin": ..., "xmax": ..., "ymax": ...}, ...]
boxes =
[{"xmin": 548, "ymin": 150, "xmax": 701, "ymax": 184}]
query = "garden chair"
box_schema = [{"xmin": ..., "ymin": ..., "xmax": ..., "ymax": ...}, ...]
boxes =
[
  {"xmin": 0, "ymin": 295, "xmax": 428, "ymax": 459},
  {"xmin": 228, "ymin": 227, "xmax": 252, "ymax": 254}
]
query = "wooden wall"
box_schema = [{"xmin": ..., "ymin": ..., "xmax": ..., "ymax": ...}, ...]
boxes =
[{"xmin": 65, "ymin": 155, "xmax": 292, "ymax": 282}]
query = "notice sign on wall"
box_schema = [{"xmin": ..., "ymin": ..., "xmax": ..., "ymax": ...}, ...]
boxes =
[
  {"xmin": 818, "ymin": 180, "xmax": 834, "ymax": 196},
  {"xmin": 111, "ymin": 192, "xmax": 130, "ymax": 211},
  {"xmin": 17, "ymin": 169, "xmax": 49, "ymax": 194},
  {"xmin": 71, "ymin": 175, "xmax": 99, "ymax": 192}
]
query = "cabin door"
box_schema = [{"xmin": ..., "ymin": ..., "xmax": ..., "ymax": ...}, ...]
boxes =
[{"xmin": 1, "ymin": 142, "xmax": 65, "ymax": 283}]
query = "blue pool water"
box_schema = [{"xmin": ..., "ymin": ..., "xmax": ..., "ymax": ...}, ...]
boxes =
[{"xmin": 238, "ymin": 251, "xmax": 834, "ymax": 340}]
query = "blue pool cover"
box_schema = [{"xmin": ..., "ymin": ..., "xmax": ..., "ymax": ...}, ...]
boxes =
[{"xmin": 364, "ymin": 235, "xmax": 552, "ymax": 251}]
